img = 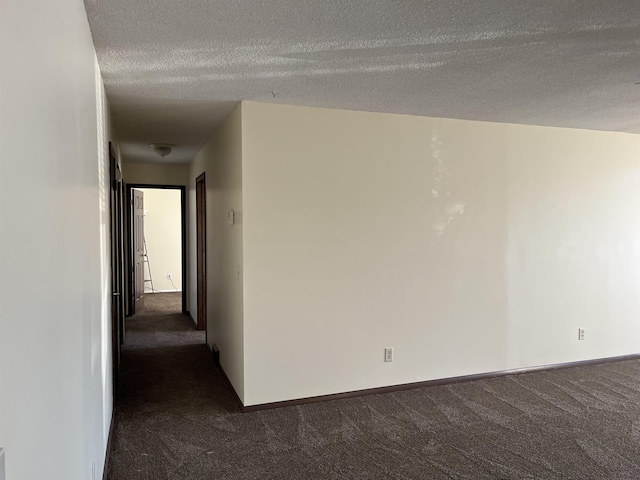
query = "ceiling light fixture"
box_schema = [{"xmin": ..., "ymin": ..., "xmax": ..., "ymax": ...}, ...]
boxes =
[{"xmin": 150, "ymin": 143, "xmax": 174, "ymax": 158}]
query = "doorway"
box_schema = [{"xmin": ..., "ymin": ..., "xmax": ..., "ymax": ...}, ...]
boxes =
[{"xmin": 126, "ymin": 184, "xmax": 187, "ymax": 316}]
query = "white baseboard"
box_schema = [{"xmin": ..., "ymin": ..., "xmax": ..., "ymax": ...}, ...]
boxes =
[{"xmin": 144, "ymin": 289, "xmax": 182, "ymax": 294}]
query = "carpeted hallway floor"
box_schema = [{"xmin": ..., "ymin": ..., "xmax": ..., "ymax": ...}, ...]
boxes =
[{"xmin": 107, "ymin": 293, "xmax": 640, "ymax": 479}]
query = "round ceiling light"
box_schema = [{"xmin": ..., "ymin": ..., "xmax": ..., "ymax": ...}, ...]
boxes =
[{"xmin": 150, "ymin": 143, "xmax": 175, "ymax": 158}]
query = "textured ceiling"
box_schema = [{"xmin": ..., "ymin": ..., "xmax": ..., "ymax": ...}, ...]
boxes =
[{"xmin": 84, "ymin": 0, "xmax": 640, "ymax": 165}]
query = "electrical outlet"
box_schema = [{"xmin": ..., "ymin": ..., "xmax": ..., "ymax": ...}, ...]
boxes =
[
  {"xmin": 578, "ymin": 328, "xmax": 585, "ymax": 341},
  {"xmin": 384, "ymin": 347, "xmax": 394, "ymax": 362},
  {"xmin": 167, "ymin": 273, "xmax": 172, "ymax": 280}
]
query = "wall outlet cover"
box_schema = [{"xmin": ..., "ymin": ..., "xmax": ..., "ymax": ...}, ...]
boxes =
[{"xmin": 385, "ymin": 347, "xmax": 394, "ymax": 362}]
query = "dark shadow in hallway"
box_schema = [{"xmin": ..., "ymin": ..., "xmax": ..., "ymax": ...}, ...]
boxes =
[{"xmin": 107, "ymin": 293, "xmax": 238, "ymax": 480}]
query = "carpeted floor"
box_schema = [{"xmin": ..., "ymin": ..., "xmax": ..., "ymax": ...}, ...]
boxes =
[{"xmin": 107, "ymin": 294, "xmax": 640, "ymax": 479}]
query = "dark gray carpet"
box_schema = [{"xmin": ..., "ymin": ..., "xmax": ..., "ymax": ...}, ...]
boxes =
[{"xmin": 107, "ymin": 295, "xmax": 640, "ymax": 479}]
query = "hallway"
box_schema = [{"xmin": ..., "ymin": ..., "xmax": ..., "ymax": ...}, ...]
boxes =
[{"xmin": 107, "ymin": 293, "xmax": 237, "ymax": 479}]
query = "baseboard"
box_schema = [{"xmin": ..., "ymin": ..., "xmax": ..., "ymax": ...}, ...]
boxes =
[
  {"xmin": 206, "ymin": 344, "xmax": 244, "ymax": 412},
  {"xmin": 211, "ymin": 343, "xmax": 220, "ymax": 366},
  {"xmin": 145, "ymin": 289, "xmax": 182, "ymax": 294},
  {"xmin": 218, "ymin": 363, "xmax": 244, "ymax": 412},
  {"xmin": 102, "ymin": 411, "xmax": 115, "ymax": 480},
  {"xmin": 240, "ymin": 352, "xmax": 640, "ymax": 413}
]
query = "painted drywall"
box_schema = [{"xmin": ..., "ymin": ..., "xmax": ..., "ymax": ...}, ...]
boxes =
[
  {"xmin": 0, "ymin": 0, "xmax": 113, "ymax": 478},
  {"xmin": 505, "ymin": 128, "xmax": 640, "ymax": 367},
  {"xmin": 139, "ymin": 188, "xmax": 182, "ymax": 292},
  {"xmin": 188, "ymin": 106, "xmax": 244, "ymax": 401},
  {"xmin": 241, "ymin": 101, "xmax": 640, "ymax": 406},
  {"xmin": 123, "ymin": 162, "xmax": 189, "ymax": 186}
]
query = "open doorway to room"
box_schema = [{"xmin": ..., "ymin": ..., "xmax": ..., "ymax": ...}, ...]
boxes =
[{"xmin": 126, "ymin": 184, "xmax": 187, "ymax": 317}]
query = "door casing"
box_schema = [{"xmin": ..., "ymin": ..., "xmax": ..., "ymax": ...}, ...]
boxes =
[
  {"xmin": 125, "ymin": 184, "xmax": 188, "ymax": 316},
  {"xmin": 108, "ymin": 142, "xmax": 125, "ymax": 386},
  {"xmin": 196, "ymin": 173, "xmax": 207, "ymax": 333}
]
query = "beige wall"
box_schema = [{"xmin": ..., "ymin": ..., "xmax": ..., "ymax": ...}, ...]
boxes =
[
  {"xmin": 188, "ymin": 105, "xmax": 244, "ymax": 401},
  {"xmin": 0, "ymin": 0, "xmax": 114, "ymax": 478},
  {"xmin": 123, "ymin": 163, "xmax": 189, "ymax": 186},
  {"xmin": 241, "ymin": 101, "xmax": 640, "ymax": 406},
  {"xmin": 139, "ymin": 188, "xmax": 182, "ymax": 292}
]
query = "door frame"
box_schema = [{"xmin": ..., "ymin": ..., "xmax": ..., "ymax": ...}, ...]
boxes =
[
  {"xmin": 195, "ymin": 173, "xmax": 207, "ymax": 334},
  {"xmin": 108, "ymin": 142, "xmax": 125, "ymax": 387},
  {"xmin": 125, "ymin": 184, "xmax": 188, "ymax": 315}
]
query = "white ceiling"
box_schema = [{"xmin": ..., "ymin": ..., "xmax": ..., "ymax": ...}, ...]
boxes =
[{"xmin": 84, "ymin": 0, "xmax": 640, "ymax": 165}]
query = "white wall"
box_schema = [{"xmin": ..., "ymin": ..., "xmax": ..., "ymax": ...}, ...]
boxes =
[
  {"xmin": 123, "ymin": 162, "xmax": 189, "ymax": 186},
  {"xmin": 139, "ymin": 188, "xmax": 183, "ymax": 292},
  {"xmin": 189, "ymin": 106, "xmax": 244, "ymax": 401},
  {"xmin": 241, "ymin": 101, "xmax": 640, "ymax": 406},
  {"xmin": 505, "ymin": 127, "xmax": 640, "ymax": 367},
  {"xmin": 0, "ymin": 0, "xmax": 113, "ymax": 479}
]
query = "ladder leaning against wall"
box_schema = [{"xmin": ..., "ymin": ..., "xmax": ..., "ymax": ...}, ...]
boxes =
[{"xmin": 143, "ymin": 236, "xmax": 154, "ymax": 293}]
